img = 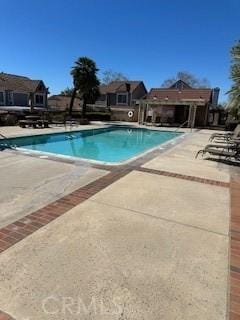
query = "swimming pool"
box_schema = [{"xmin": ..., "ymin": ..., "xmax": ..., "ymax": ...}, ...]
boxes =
[{"xmin": 7, "ymin": 127, "xmax": 182, "ymax": 164}]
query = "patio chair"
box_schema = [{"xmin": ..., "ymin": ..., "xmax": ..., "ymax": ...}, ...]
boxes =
[
  {"xmin": 153, "ymin": 116, "xmax": 162, "ymax": 127},
  {"xmin": 209, "ymin": 124, "xmax": 240, "ymax": 142},
  {"xmin": 145, "ymin": 116, "xmax": 152, "ymax": 126},
  {"xmin": 37, "ymin": 119, "xmax": 49, "ymax": 128}
]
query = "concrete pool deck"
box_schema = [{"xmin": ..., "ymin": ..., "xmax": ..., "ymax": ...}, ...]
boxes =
[
  {"xmin": 0, "ymin": 125, "xmax": 239, "ymax": 320},
  {"xmin": 0, "ymin": 151, "xmax": 108, "ymax": 228}
]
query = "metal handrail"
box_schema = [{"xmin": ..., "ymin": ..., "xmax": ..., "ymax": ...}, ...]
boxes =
[
  {"xmin": 175, "ymin": 120, "xmax": 189, "ymax": 132},
  {"xmin": 0, "ymin": 133, "xmax": 8, "ymax": 139}
]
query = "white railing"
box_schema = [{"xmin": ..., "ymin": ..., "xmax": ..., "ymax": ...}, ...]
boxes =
[{"xmin": 0, "ymin": 132, "xmax": 16, "ymax": 149}]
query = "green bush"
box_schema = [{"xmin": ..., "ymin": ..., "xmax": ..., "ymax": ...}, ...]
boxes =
[{"xmin": 1, "ymin": 114, "xmax": 18, "ymax": 126}]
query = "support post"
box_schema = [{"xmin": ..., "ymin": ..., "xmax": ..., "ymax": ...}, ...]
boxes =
[
  {"xmin": 187, "ymin": 105, "xmax": 192, "ymax": 128},
  {"xmin": 141, "ymin": 103, "xmax": 145, "ymax": 124},
  {"xmin": 138, "ymin": 101, "xmax": 141, "ymax": 124},
  {"xmin": 191, "ymin": 104, "xmax": 197, "ymax": 129}
]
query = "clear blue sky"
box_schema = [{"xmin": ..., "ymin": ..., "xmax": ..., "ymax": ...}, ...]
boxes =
[{"xmin": 1, "ymin": 0, "xmax": 239, "ymax": 102}]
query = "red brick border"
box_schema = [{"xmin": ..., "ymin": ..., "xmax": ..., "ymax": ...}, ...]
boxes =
[
  {"xmin": 137, "ymin": 167, "xmax": 230, "ymax": 188},
  {"xmin": 229, "ymin": 177, "xmax": 240, "ymax": 319},
  {"xmin": 0, "ymin": 168, "xmax": 130, "ymax": 253},
  {"xmin": 0, "ymin": 311, "xmax": 15, "ymax": 320}
]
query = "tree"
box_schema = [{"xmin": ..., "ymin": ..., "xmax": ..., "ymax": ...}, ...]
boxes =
[
  {"xmin": 60, "ymin": 87, "xmax": 74, "ymax": 96},
  {"xmin": 101, "ymin": 69, "xmax": 128, "ymax": 84},
  {"xmin": 161, "ymin": 71, "xmax": 210, "ymax": 88},
  {"xmin": 227, "ymin": 41, "xmax": 240, "ymax": 120},
  {"xmin": 69, "ymin": 57, "xmax": 100, "ymax": 117}
]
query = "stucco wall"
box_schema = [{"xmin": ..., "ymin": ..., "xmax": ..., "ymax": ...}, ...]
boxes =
[{"xmin": 110, "ymin": 107, "xmax": 138, "ymax": 122}]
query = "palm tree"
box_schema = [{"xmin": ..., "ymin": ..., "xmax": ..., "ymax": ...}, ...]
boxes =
[
  {"xmin": 69, "ymin": 57, "xmax": 100, "ymax": 117},
  {"xmin": 228, "ymin": 41, "xmax": 240, "ymax": 120}
]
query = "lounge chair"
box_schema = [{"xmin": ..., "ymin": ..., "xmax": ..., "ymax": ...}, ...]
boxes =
[
  {"xmin": 196, "ymin": 139, "xmax": 240, "ymax": 159},
  {"xmin": 197, "ymin": 147, "xmax": 240, "ymax": 161},
  {"xmin": 209, "ymin": 124, "xmax": 240, "ymax": 142}
]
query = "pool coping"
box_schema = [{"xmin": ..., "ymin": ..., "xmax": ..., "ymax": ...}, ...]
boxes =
[{"xmin": 2, "ymin": 124, "xmax": 187, "ymax": 140}]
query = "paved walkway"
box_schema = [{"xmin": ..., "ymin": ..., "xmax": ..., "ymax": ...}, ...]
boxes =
[
  {"xmin": 0, "ymin": 152, "xmax": 108, "ymax": 228},
  {"xmin": 0, "ymin": 128, "xmax": 239, "ymax": 319}
]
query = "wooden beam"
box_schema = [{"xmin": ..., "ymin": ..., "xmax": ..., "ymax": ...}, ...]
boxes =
[{"xmin": 140, "ymin": 99, "xmax": 206, "ymax": 106}]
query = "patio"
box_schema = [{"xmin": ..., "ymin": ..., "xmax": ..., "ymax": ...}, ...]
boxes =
[{"xmin": 0, "ymin": 125, "xmax": 239, "ymax": 320}]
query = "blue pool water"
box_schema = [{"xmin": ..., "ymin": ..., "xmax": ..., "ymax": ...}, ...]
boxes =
[{"xmin": 7, "ymin": 127, "xmax": 182, "ymax": 163}]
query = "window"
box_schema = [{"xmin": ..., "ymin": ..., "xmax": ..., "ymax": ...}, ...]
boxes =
[
  {"xmin": 0, "ymin": 92, "xmax": 4, "ymax": 105},
  {"xmin": 117, "ymin": 93, "xmax": 128, "ymax": 105},
  {"xmin": 35, "ymin": 94, "xmax": 44, "ymax": 105}
]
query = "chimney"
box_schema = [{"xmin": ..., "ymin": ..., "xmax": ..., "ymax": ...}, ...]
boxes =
[
  {"xmin": 212, "ymin": 87, "xmax": 220, "ymax": 106},
  {"xmin": 125, "ymin": 83, "xmax": 131, "ymax": 92},
  {"xmin": 125, "ymin": 83, "xmax": 131, "ymax": 106}
]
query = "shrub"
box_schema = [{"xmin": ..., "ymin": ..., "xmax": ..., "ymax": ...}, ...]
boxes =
[{"xmin": 1, "ymin": 114, "xmax": 18, "ymax": 126}]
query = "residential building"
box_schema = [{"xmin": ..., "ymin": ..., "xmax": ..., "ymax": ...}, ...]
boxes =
[
  {"xmin": 97, "ymin": 81, "xmax": 147, "ymax": 121},
  {"xmin": 0, "ymin": 73, "xmax": 48, "ymax": 108},
  {"xmin": 98, "ymin": 81, "xmax": 147, "ymax": 106}
]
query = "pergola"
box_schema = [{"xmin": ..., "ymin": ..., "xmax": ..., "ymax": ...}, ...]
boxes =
[{"xmin": 137, "ymin": 98, "xmax": 207, "ymax": 128}]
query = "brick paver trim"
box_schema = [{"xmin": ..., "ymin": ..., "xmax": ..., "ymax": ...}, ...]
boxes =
[
  {"xmin": 0, "ymin": 311, "xmax": 15, "ymax": 320},
  {"xmin": 229, "ymin": 177, "xmax": 240, "ymax": 319}
]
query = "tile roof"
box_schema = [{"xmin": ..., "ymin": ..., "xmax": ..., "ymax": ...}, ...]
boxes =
[
  {"xmin": 148, "ymin": 88, "xmax": 212, "ymax": 102},
  {"xmin": 99, "ymin": 81, "xmax": 143, "ymax": 94},
  {"xmin": 0, "ymin": 73, "xmax": 44, "ymax": 92}
]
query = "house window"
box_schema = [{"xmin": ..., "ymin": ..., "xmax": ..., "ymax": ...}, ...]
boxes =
[
  {"xmin": 117, "ymin": 93, "xmax": 128, "ymax": 105},
  {"xmin": 0, "ymin": 92, "xmax": 4, "ymax": 105},
  {"xmin": 35, "ymin": 94, "xmax": 45, "ymax": 105}
]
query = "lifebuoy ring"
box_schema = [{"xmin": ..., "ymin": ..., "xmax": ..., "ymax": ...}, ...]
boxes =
[{"xmin": 128, "ymin": 111, "xmax": 134, "ymax": 118}]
